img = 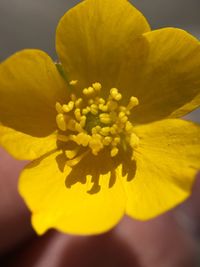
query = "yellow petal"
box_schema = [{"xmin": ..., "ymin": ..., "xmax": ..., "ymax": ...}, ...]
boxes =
[
  {"xmin": 19, "ymin": 150, "xmax": 126, "ymax": 235},
  {"xmin": 118, "ymin": 28, "xmax": 200, "ymax": 123},
  {"xmin": 56, "ymin": 0, "xmax": 150, "ymax": 91},
  {"xmin": 0, "ymin": 49, "xmax": 68, "ymax": 136},
  {"xmin": 122, "ymin": 119, "xmax": 200, "ymax": 220},
  {"xmin": 0, "ymin": 125, "xmax": 57, "ymax": 160}
]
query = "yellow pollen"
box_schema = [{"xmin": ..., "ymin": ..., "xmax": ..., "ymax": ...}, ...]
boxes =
[
  {"xmin": 74, "ymin": 108, "xmax": 81, "ymax": 121},
  {"xmin": 127, "ymin": 96, "xmax": 139, "ymax": 110},
  {"xmin": 110, "ymin": 88, "xmax": 122, "ymax": 101},
  {"xmin": 103, "ymin": 136, "xmax": 112, "ymax": 146},
  {"xmin": 56, "ymin": 114, "xmax": 67, "ymax": 131},
  {"xmin": 62, "ymin": 101, "xmax": 74, "ymax": 113},
  {"xmin": 111, "ymin": 147, "xmax": 119, "ymax": 157},
  {"xmin": 55, "ymin": 82, "xmax": 139, "ymax": 159},
  {"xmin": 69, "ymin": 80, "xmax": 78, "ymax": 86},
  {"xmin": 65, "ymin": 148, "xmax": 79, "ymax": 159},
  {"xmin": 75, "ymin": 98, "xmax": 83, "ymax": 108},
  {"xmin": 70, "ymin": 93, "xmax": 76, "ymax": 101},
  {"xmin": 99, "ymin": 113, "xmax": 111, "ymax": 124},
  {"xmin": 80, "ymin": 116, "xmax": 86, "ymax": 127},
  {"xmin": 98, "ymin": 98, "xmax": 105, "ymax": 104},
  {"xmin": 99, "ymin": 127, "xmax": 110, "ymax": 136},
  {"xmin": 89, "ymin": 134, "xmax": 104, "ymax": 155},
  {"xmin": 92, "ymin": 82, "xmax": 102, "ymax": 91},
  {"xmin": 90, "ymin": 104, "xmax": 98, "ymax": 115},
  {"xmin": 55, "ymin": 102, "xmax": 63, "ymax": 114},
  {"xmin": 99, "ymin": 104, "xmax": 108, "ymax": 112},
  {"xmin": 83, "ymin": 86, "xmax": 95, "ymax": 96},
  {"xmin": 67, "ymin": 119, "xmax": 76, "ymax": 131},
  {"xmin": 75, "ymin": 122, "xmax": 83, "ymax": 133}
]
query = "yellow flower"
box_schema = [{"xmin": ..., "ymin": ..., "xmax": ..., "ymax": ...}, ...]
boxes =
[{"xmin": 1, "ymin": 0, "xmax": 200, "ymax": 235}]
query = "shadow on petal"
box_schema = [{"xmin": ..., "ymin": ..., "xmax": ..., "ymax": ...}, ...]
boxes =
[{"xmin": 55, "ymin": 148, "xmax": 137, "ymax": 195}]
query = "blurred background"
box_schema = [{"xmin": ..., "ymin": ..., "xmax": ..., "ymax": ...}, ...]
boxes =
[{"xmin": 0, "ymin": 1, "xmax": 200, "ymax": 266}]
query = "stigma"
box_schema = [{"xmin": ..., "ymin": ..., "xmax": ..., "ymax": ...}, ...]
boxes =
[{"xmin": 55, "ymin": 82, "xmax": 139, "ymax": 164}]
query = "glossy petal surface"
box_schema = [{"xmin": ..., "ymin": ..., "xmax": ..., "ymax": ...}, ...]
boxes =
[
  {"xmin": 0, "ymin": 125, "xmax": 57, "ymax": 160},
  {"xmin": 117, "ymin": 28, "xmax": 200, "ymax": 122},
  {"xmin": 56, "ymin": 0, "xmax": 150, "ymax": 92},
  {"xmin": 19, "ymin": 151, "xmax": 126, "ymax": 235},
  {"xmin": 0, "ymin": 50, "xmax": 68, "ymax": 136},
  {"xmin": 123, "ymin": 119, "xmax": 200, "ymax": 220}
]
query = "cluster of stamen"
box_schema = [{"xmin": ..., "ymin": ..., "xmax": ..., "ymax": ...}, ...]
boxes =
[{"xmin": 56, "ymin": 82, "xmax": 139, "ymax": 165}]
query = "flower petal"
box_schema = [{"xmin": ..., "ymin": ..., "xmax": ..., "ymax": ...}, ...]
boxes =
[
  {"xmin": 118, "ymin": 28, "xmax": 200, "ymax": 123},
  {"xmin": 123, "ymin": 119, "xmax": 200, "ymax": 220},
  {"xmin": 0, "ymin": 125, "xmax": 57, "ymax": 160},
  {"xmin": 19, "ymin": 150, "xmax": 126, "ymax": 235},
  {"xmin": 56, "ymin": 0, "xmax": 150, "ymax": 91},
  {"xmin": 0, "ymin": 49, "xmax": 68, "ymax": 136}
]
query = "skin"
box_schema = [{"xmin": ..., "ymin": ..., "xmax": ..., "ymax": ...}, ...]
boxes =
[{"xmin": 0, "ymin": 147, "xmax": 199, "ymax": 267}]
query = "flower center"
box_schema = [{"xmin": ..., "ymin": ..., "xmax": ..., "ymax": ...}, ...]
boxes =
[{"xmin": 55, "ymin": 82, "xmax": 139, "ymax": 166}]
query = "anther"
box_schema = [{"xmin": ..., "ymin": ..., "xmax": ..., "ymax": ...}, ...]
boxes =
[
  {"xmin": 62, "ymin": 101, "xmax": 74, "ymax": 113},
  {"xmin": 80, "ymin": 116, "xmax": 86, "ymax": 127},
  {"xmin": 92, "ymin": 82, "xmax": 102, "ymax": 91},
  {"xmin": 55, "ymin": 102, "xmax": 63, "ymax": 114},
  {"xmin": 111, "ymin": 147, "xmax": 119, "ymax": 157},
  {"xmin": 75, "ymin": 123, "xmax": 83, "ymax": 133},
  {"xmin": 75, "ymin": 98, "xmax": 83, "ymax": 108},
  {"xmin": 75, "ymin": 132, "xmax": 91, "ymax": 147},
  {"xmin": 103, "ymin": 136, "xmax": 112, "ymax": 146},
  {"xmin": 74, "ymin": 108, "xmax": 82, "ymax": 121},
  {"xmin": 110, "ymin": 88, "xmax": 122, "ymax": 101},
  {"xmin": 99, "ymin": 127, "xmax": 110, "ymax": 136},
  {"xmin": 127, "ymin": 96, "xmax": 139, "ymax": 110},
  {"xmin": 89, "ymin": 134, "xmax": 104, "ymax": 155},
  {"xmin": 99, "ymin": 113, "xmax": 112, "ymax": 124},
  {"xmin": 56, "ymin": 82, "xmax": 140, "ymax": 159},
  {"xmin": 65, "ymin": 148, "xmax": 79, "ymax": 159},
  {"xmin": 99, "ymin": 104, "xmax": 108, "ymax": 112},
  {"xmin": 90, "ymin": 104, "xmax": 98, "ymax": 115},
  {"xmin": 69, "ymin": 80, "xmax": 78, "ymax": 86},
  {"xmin": 70, "ymin": 93, "xmax": 76, "ymax": 101},
  {"xmin": 56, "ymin": 114, "xmax": 67, "ymax": 131}
]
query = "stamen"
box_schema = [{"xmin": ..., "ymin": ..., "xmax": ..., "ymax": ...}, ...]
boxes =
[
  {"xmin": 92, "ymin": 82, "xmax": 102, "ymax": 91},
  {"xmin": 55, "ymin": 82, "xmax": 139, "ymax": 159},
  {"xmin": 89, "ymin": 134, "xmax": 104, "ymax": 155},
  {"xmin": 99, "ymin": 127, "xmax": 110, "ymax": 136},
  {"xmin": 110, "ymin": 88, "xmax": 122, "ymax": 101},
  {"xmin": 127, "ymin": 96, "xmax": 139, "ymax": 110},
  {"xmin": 99, "ymin": 113, "xmax": 111, "ymax": 124},
  {"xmin": 75, "ymin": 98, "xmax": 83, "ymax": 108},
  {"xmin": 103, "ymin": 136, "xmax": 112, "ymax": 146},
  {"xmin": 74, "ymin": 108, "xmax": 82, "ymax": 121},
  {"xmin": 55, "ymin": 102, "xmax": 63, "ymax": 114},
  {"xmin": 111, "ymin": 147, "xmax": 119, "ymax": 157},
  {"xmin": 56, "ymin": 114, "xmax": 67, "ymax": 131},
  {"xmin": 62, "ymin": 101, "xmax": 74, "ymax": 113},
  {"xmin": 70, "ymin": 80, "xmax": 78, "ymax": 86},
  {"xmin": 65, "ymin": 148, "xmax": 79, "ymax": 159}
]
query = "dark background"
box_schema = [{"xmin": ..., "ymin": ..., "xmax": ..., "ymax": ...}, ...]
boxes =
[{"xmin": 0, "ymin": 0, "xmax": 200, "ymax": 120}]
